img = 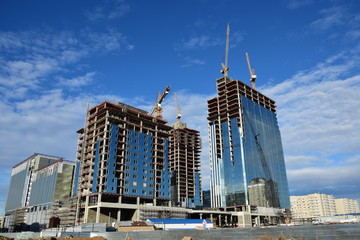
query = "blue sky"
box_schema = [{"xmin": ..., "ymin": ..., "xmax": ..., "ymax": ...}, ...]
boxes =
[{"xmin": 1, "ymin": 0, "xmax": 360, "ymax": 214}]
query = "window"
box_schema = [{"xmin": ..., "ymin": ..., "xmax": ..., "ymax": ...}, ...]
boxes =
[
  {"xmin": 133, "ymin": 174, "xmax": 137, "ymax": 178},
  {"xmin": 133, "ymin": 182, "xmax": 137, "ymax": 186},
  {"xmin": 132, "ymin": 189, "xmax": 137, "ymax": 193},
  {"xmin": 143, "ymin": 183, "xmax": 147, "ymax": 187}
]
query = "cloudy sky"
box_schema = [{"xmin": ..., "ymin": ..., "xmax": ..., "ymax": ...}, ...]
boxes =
[{"xmin": 1, "ymin": 0, "xmax": 360, "ymax": 214}]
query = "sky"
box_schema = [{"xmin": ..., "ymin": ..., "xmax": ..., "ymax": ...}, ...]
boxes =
[{"xmin": 1, "ymin": 0, "xmax": 360, "ymax": 214}]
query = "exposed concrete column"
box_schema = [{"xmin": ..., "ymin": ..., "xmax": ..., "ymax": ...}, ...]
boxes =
[
  {"xmin": 137, "ymin": 197, "xmax": 140, "ymax": 205},
  {"xmin": 210, "ymin": 214, "xmax": 213, "ymax": 223},
  {"xmin": 218, "ymin": 215, "xmax": 222, "ymax": 227},
  {"xmin": 96, "ymin": 207, "xmax": 101, "ymax": 223},
  {"xmin": 199, "ymin": 213, "xmax": 203, "ymax": 219},
  {"xmin": 153, "ymin": 198, "xmax": 157, "ymax": 206},
  {"xmin": 255, "ymin": 216, "xmax": 260, "ymax": 227},
  {"xmin": 96, "ymin": 193, "xmax": 102, "ymax": 223},
  {"xmin": 84, "ymin": 195, "xmax": 90, "ymax": 223},
  {"xmin": 118, "ymin": 196, "xmax": 122, "ymax": 203},
  {"xmin": 117, "ymin": 209, "xmax": 121, "ymax": 222}
]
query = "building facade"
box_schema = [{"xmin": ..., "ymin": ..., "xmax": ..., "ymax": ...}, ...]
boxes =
[
  {"xmin": 290, "ymin": 193, "xmax": 337, "ymax": 219},
  {"xmin": 208, "ymin": 77, "xmax": 290, "ymax": 208},
  {"xmin": 4, "ymin": 153, "xmax": 75, "ymax": 231},
  {"xmin": 74, "ymin": 101, "xmax": 182, "ymax": 224},
  {"xmin": 169, "ymin": 121, "xmax": 202, "ymax": 208},
  {"xmin": 335, "ymin": 198, "xmax": 360, "ymax": 215}
]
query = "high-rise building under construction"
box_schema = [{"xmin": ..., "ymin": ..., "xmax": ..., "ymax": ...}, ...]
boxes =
[
  {"xmin": 169, "ymin": 120, "xmax": 202, "ymax": 208},
  {"xmin": 74, "ymin": 100, "xmax": 202, "ymax": 223},
  {"xmin": 208, "ymin": 75, "xmax": 290, "ymax": 209},
  {"xmin": 208, "ymin": 25, "xmax": 290, "ymax": 209},
  {"xmin": 74, "ymin": 101, "xmax": 174, "ymax": 223}
]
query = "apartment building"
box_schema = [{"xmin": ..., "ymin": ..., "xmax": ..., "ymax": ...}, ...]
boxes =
[
  {"xmin": 335, "ymin": 198, "xmax": 360, "ymax": 215},
  {"xmin": 290, "ymin": 193, "xmax": 337, "ymax": 219}
]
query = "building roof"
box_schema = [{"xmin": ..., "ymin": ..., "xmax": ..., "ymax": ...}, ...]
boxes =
[{"xmin": 147, "ymin": 219, "xmax": 212, "ymax": 224}]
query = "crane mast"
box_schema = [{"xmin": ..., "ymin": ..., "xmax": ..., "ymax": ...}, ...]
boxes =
[
  {"xmin": 150, "ymin": 86, "xmax": 171, "ymax": 119},
  {"xmin": 221, "ymin": 23, "xmax": 230, "ymax": 77},
  {"xmin": 246, "ymin": 52, "xmax": 257, "ymax": 89},
  {"xmin": 174, "ymin": 92, "xmax": 182, "ymax": 122}
]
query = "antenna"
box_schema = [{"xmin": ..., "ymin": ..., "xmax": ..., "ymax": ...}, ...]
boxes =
[
  {"xmin": 246, "ymin": 52, "xmax": 257, "ymax": 89},
  {"xmin": 221, "ymin": 23, "xmax": 230, "ymax": 77},
  {"xmin": 174, "ymin": 92, "xmax": 182, "ymax": 122}
]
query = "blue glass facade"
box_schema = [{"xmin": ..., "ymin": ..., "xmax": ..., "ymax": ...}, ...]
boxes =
[
  {"xmin": 123, "ymin": 129, "xmax": 158, "ymax": 197},
  {"xmin": 208, "ymin": 79, "xmax": 290, "ymax": 208},
  {"xmin": 105, "ymin": 124, "xmax": 119, "ymax": 193}
]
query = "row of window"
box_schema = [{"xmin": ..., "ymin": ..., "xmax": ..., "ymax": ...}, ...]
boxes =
[
  {"xmin": 124, "ymin": 173, "xmax": 154, "ymax": 180},
  {"xmin": 123, "ymin": 188, "xmax": 153, "ymax": 195}
]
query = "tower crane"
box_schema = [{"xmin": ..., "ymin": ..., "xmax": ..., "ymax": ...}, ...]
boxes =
[
  {"xmin": 243, "ymin": 109, "xmax": 281, "ymax": 207},
  {"xmin": 150, "ymin": 86, "xmax": 171, "ymax": 119},
  {"xmin": 246, "ymin": 52, "xmax": 257, "ymax": 90},
  {"xmin": 174, "ymin": 92, "xmax": 182, "ymax": 122},
  {"xmin": 220, "ymin": 23, "xmax": 230, "ymax": 77},
  {"xmin": 243, "ymin": 109, "xmax": 271, "ymax": 179}
]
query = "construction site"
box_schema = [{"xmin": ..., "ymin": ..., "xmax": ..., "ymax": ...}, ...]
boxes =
[
  {"xmin": 73, "ymin": 85, "xmax": 203, "ymax": 224},
  {"xmin": 2, "ymin": 24, "xmax": 292, "ymax": 233}
]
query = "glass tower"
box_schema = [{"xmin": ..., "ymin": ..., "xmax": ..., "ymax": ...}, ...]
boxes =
[{"xmin": 208, "ymin": 77, "xmax": 290, "ymax": 208}]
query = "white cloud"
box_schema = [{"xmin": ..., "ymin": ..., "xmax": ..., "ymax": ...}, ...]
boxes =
[
  {"xmin": 310, "ymin": 7, "xmax": 345, "ymax": 31},
  {"xmin": 84, "ymin": 0, "xmax": 130, "ymax": 21},
  {"xmin": 180, "ymin": 56, "xmax": 205, "ymax": 68},
  {"xmin": 262, "ymin": 48, "xmax": 360, "ymax": 198},
  {"xmin": 175, "ymin": 35, "xmax": 222, "ymax": 50},
  {"xmin": 175, "ymin": 30, "xmax": 243, "ymax": 51},
  {"xmin": 285, "ymin": 155, "xmax": 320, "ymax": 169},
  {"xmin": 58, "ymin": 72, "xmax": 97, "ymax": 88},
  {"xmin": 286, "ymin": 0, "xmax": 313, "ymax": 10},
  {"xmin": 0, "ymin": 28, "xmax": 133, "ymax": 100},
  {"xmin": 288, "ymin": 164, "xmax": 360, "ymax": 198}
]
